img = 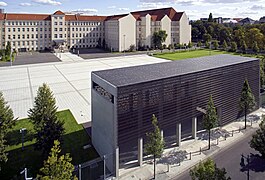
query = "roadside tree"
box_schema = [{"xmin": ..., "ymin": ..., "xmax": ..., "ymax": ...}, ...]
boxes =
[
  {"xmin": 252, "ymin": 41, "xmax": 259, "ymax": 54},
  {"xmin": 37, "ymin": 140, "xmax": 77, "ymax": 180},
  {"xmin": 28, "ymin": 83, "xmax": 64, "ymax": 156},
  {"xmin": 213, "ymin": 40, "xmax": 219, "ymax": 50},
  {"xmin": 0, "ymin": 92, "xmax": 16, "ymax": 170},
  {"xmin": 145, "ymin": 114, "xmax": 164, "ymax": 180},
  {"xmin": 203, "ymin": 95, "xmax": 218, "ymax": 150},
  {"xmin": 152, "ymin": 30, "xmax": 167, "ymax": 49},
  {"xmin": 190, "ymin": 158, "xmax": 231, "ymax": 180},
  {"xmin": 222, "ymin": 40, "xmax": 228, "ymax": 51},
  {"xmin": 230, "ymin": 42, "xmax": 237, "ymax": 52},
  {"xmin": 239, "ymin": 79, "xmax": 256, "ymax": 129}
]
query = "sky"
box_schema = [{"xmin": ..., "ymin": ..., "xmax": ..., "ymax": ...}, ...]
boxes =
[{"xmin": 1, "ymin": 0, "xmax": 265, "ymax": 20}]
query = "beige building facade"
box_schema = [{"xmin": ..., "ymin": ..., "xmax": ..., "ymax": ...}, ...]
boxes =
[{"xmin": 0, "ymin": 7, "xmax": 191, "ymax": 52}]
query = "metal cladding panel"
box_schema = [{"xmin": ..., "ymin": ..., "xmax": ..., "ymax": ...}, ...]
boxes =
[{"xmin": 116, "ymin": 60, "xmax": 260, "ymax": 146}]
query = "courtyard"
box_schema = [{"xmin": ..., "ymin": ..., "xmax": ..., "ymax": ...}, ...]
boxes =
[{"xmin": 0, "ymin": 54, "xmax": 169, "ymax": 124}]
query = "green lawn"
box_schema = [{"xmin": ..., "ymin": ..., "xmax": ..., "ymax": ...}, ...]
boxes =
[
  {"xmin": 0, "ymin": 110, "xmax": 98, "ymax": 180},
  {"xmin": 154, "ymin": 49, "xmax": 230, "ymax": 60}
]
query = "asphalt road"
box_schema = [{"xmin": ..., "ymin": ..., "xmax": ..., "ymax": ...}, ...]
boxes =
[{"xmin": 176, "ymin": 130, "xmax": 265, "ymax": 180}]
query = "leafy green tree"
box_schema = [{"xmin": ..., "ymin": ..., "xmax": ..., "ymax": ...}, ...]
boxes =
[
  {"xmin": 241, "ymin": 40, "xmax": 247, "ymax": 54},
  {"xmin": 0, "ymin": 92, "xmax": 16, "ymax": 170},
  {"xmin": 208, "ymin": 13, "xmax": 213, "ymax": 22},
  {"xmin": 203, "ymin": 33, "xmax": 212, "ymax": 43},
  {"xmin": 213, "ymin": 40, "xmax": 219, "ymax": 50},
  {"xmin": 252, "ymin": 41, "xmax": 259, "ymax": 54},
  {"xmin": 28, "ymin": 83, "xmax": 64, "ymax": 156},
  {"xmin": 230, "ymin": 42, "xmax": 237, "ymax": 52},
  {"xmin": 203, "ymin": 95, "xmax": 218, "ymax": 150},
  {"xmin": 246, "ymin": 28, "xmax": 264, "ymax": 50},
  {"xmin": 152, "ymin": 30, "xmax": 167, "ymax": 49},
  {"xmin": 205, "ymin": 41, "xmax": 210, "ymax": 49},
  {"xmin": 190, "ymin": 158, "xmax": 231, "ymax": 180},
  {"xmin": 145, "ymin": 114, "xmax": 165, "ymax": 180},
  {"xmin": 37, "ymin": 140, "xmax": 77, "ymax": 180},
  {"xmin": 250, "ymin": 116, "xmax": 265, "ymax": 158},
  {"xmin": 197, "ymin": 41, "xmax": 202, "ymax": 47},
  {"xmin": 239, "ymin": 79, "xmax": 256, "ymax": 129},
  {"xmin": 5, "ymin": 41, "xmax": 11, "ymax": 57},
  {"xmin": 188, "ymin": 41, "xmax": 193, "ymax": 48},
  {"xmin": 222, "ymin": 40, "xmax": 228, "ymax": 51}
]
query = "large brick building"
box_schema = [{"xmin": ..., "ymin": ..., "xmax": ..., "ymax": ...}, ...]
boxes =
[{"xmin": 0, "ymin": 7, "xmax": 191, "ymax": 52}]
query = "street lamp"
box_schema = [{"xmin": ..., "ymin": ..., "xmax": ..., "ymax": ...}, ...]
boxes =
[
  {"xmin": 123, "ymin": 34, "xmax": 126, "ymax": 55},
  {"xmin": 10, "ymin": 39, "xmax": 13, "ymax": 66},
  {"xmin": 20, "ymin": 128, "xmax": 27, "ymax": 151}
]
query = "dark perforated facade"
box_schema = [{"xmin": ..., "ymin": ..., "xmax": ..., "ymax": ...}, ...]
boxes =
[{"xmin": 92, "ymin": 55, "xmax": 260, "ymax": 152}]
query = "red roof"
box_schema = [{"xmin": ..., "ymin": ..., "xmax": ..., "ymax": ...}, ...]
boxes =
[
  {"xmin": 105, "ymin": 14, "xmax": 128, "ymax": 21},
  {"xmin": 2, "ymin": 13, "xmax": 51, "ymax": 21},
  {"xmin": 53, "ymin": 10, "xmax": 65, "ymax": 15},
  {"xmin": 65, "ymin": 14, "xmax": 106, "ymax": 21},
  {"xmin": 131, "ymin": 7, "xmax": 183, "ymax": 21}
]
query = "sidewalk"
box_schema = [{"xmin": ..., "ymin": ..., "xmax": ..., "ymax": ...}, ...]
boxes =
[{"xmin": 119, "ymin": 108, "xmax": 265, "ymax": 180}]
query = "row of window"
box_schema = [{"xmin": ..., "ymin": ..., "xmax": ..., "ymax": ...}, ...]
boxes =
[
  {"xmin": 71, "ymin": 33, "xmax": 101, "ymax": 38},
  {"xmin": 10, "ymin": 41, "xmax": 50, "ymax": 46},
  {"xmin": 8, "ymin": 27, "xmax": 51, "ymax": 32},
  {"xmin": 6, "ymin": 20, "xmax": 101, "ymax": 26},
  {"xmin": 72, "ymin": 38, "xmax": 99, "ymax": 44},
  {"xmin": 8, "ymin": 34, "xmax": 51, "ymax": 39},
  {"xmin": 7, "ymin": 21, "xmax": 50, "ymax": 26}
]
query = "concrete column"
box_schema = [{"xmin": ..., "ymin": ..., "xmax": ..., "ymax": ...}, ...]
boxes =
[
  {"xmin": 115, "ymin": 147, "xmax": 119, "ymax": 179},
  {"xmin": 176, "ymin": 123, "xmax": 181, "ymax": 147},
  {"xmin": 192, "ymin": 117, "xmax": 197, "ymax": 139},
  {"xmin": 161, "ymin": 130, "xmax": 164, "ymax": 141},
  {"xmin": 138, "ymin": 138, "xmax": 143, "ymax": 167}
]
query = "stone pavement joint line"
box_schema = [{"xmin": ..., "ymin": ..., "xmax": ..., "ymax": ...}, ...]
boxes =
[
  {"xmin": 27, "ymin": 67, "xmax": 34, "ymax": 105},
  {"xmin": 119, "ymin": 108, "xmax": 265, "ymax": 180}
]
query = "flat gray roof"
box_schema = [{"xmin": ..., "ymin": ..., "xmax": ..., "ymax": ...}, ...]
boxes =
[{"xmin": 92, "ymin": 54, "xmax": 258, "ymax": 87}]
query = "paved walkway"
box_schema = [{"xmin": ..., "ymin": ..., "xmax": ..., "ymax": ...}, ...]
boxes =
[
  {"xmin": 0, "ymin": 54, "xmax": 169, "ymax": 124},
  {"xmin": 54, "ymin": 52, "xmax": 85, "ymax": 62},
  {"xmin": 119, "ymin": 108, "xmax": 265, "ymax": 180}
]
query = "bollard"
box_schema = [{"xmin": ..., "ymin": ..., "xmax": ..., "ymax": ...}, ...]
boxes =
[
  {"xmin": 239, "ymin": 128, "xmax": 241, "ymax": 133},
  {"xmin": 78, "ymin": 164, "xmax": 81, "ymax": 180},
  {"xmin": 216, "ymin": 138, "xmax": 219, "ymax": 145},
  {"xmin": 190, "ymin": 152, "xmax": 192, "ymax": 160},
  {"xmin": 200, "ymin": 147, "xmax": 202, "ymax": 155},
  {"xmin": 232, "ymin": 130, "xmax": 234, "ymax": 137},
  {"xmin": 224, "ymin": 134, "xmax": 227, "ymax": 140},
  {"xmin": 167, "ymin": 164, "xmax": 170, "ymax": 172}
]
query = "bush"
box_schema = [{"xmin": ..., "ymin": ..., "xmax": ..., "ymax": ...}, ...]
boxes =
[{"xmin": 129, "ymin": 44, "xmax": 136, "ymax": 52}]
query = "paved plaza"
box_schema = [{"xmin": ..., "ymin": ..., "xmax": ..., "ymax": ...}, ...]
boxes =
[{"xmin": 0, "ymin": 54, "xmax": 168, "ymax": 124}]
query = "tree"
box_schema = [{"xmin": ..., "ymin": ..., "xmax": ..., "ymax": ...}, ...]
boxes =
[
  {"xmin": 230, "ymin": 42, "xmax": 237, "ymax": 52},
  {"xmin": 203, "ymin": 95, "xmax": 218, "ymax": 150},
  {"xmin": 145, "ymin": 114, "xmax": 165, "ymax": 179},
  {"xmin": 203, "ymin": 33, "xmax": 212, "ymax": 43},
  {"xmin": 28, "ymin": 83, "xmax": 64, "ymax": 156},
  {"xmin": 241, "ymin": 40, "xmax": 247, "ymax": 54},
  {"xmin": 205, "ymin": 41, "xmax": 210, "ymax": 49},
  {"xmin": 222, "ymin": 40, "xmax": 228, "ymax": 51},
  {"xmin": 5, "ymin": 41, "xmax": 11, "ymax": 57},
  {"xmin": 213, "ymin": 40, "xmax": 219, "ymax": 50},
  {"xmin": 197, "ymin": 41, "xmax": 202, "ymax": 47},
  {"xmin": 239, "ymin": 79, "xmax": 256, "ymax": 129},
  {"xmin": 37, "ymin": 140, "xmax": 77, "ymax": 180},
  {"xmin": 0, "ymin": 92, "xmax": 16, "ymax": 170},
  {"xmin": 152, "ymin": 30, "xmax": 167, "ymax": 49},
  {"xmin": 190, "ymin": 158, "xmax": 231, "ymax": 180},
  {"xmin": 260, "ymin": 56, "xmax": 265, "ymax": 88},
  {"xmin": 208, "ymin": 13, "xmax": 213, "ymax": 22},
  {"xmin": 250, "ymin": 116, "xmax": 265, "ymax": 158},
  {"xmin": 188, "ymin": 41, "xmax": 193, "ymax": 48},
  {"xmin": 252, "ymin": 41, "xmax": 259, "ymax": 54}
]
